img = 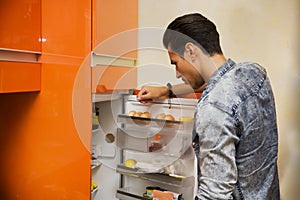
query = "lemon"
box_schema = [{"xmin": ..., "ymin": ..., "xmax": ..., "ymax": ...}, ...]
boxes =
[
  {"xmin": 91, "ymin": 181, "xmax": 98, "ymax": 190},
  {"xmin": 179, "ymin": 116, "xmax": 194, "ymax": 122},
  {"xmin": 124, "ymin": 159, "xmax": 137, "ymax": 168}
]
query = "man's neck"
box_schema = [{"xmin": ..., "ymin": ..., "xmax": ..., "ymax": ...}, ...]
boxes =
[
  {"xmin": 211, "ymin": 54, "xmax": 227, "ymax": 68},
  {"xmin": 199, "ymin": 53, "xmax": 227, "ymax": 83}
]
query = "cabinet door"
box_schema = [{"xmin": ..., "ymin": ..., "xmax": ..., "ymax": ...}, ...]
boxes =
[
  {"xmin": 91, "ymin": 53, "xmax": 137, "ymax": 93},
  {"xmin": 0, "ymin": 0, "xmax": 41, "ymax": 52},
  {"xmin": 92, "ymin": 0, "xmax": 138, "ymax": 92},
  {"xmin": 40, "ymin": 0, "xmax": 91, "ymax": 57},
  {"xmin": 92, "ymin": 0, "xmax": 138, "ymax": 58},
  {"xmin": 0, "ymin": 0, "xmax": 41, "ymax": 93},
  {"xmin": 92, "ymin": 65, "xmax": 136, "ymax": 93},
  {"xmin": 0, "ymin": 61, "xmax": 41, "ymax": 93},
  {"xmin": 0, "ymin": 0, "xmax": 92, "ymax": 199}
]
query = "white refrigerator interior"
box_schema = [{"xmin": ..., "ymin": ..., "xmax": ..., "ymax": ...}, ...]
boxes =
[{"xmin": 92, "ymin": 93, "xmax": 198, "ymax": 200}]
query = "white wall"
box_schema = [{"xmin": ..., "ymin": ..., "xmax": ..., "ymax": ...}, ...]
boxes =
[{"xmin": 138, "ymin": 0, "xmax": 300, "ymax": 199}]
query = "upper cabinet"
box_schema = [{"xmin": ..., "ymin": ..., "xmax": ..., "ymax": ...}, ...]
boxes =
[
  {"xmin": 91, "ymin": 0, "xmax": 138, "ymax": 93},
  {"xmin": 0, "ymin": 0, "xmax": 41, "ymax": 52},
  {"xmin": 40, "ymin": 1, "xmax": 91, "ymax": 57},
  {"xmin": 92, "ymin": 0, "xmax": 138, "ymax": 58}
]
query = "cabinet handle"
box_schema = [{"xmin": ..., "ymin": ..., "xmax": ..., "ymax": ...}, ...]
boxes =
[
  {"xmin": 0, "ymin": 48, "xmax": 41, "ymax": 63},
  {"xmin": 91, "ymin": 52, "xmax": 136, "ymax": 67}
]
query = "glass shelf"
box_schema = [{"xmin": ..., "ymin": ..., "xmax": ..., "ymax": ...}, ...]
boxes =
[
  {"xmin": 116, "ymin": 165, "xmax": 194, "ymax": 187},
  {"xmin": 116, "ymin": 187, "xmax": 149, "ymax": 200},
  {"xmin": 91, "ymin": 159, "xmax": 101, "ymax": 170},
  {"xmin": 118, "ymin": 114, "xmax": 185, "ymax": 129},
  {"xmin": 92, "ymin": 127, "xmax": 100, "ymax": 133},
  {"xmin": 91, "ymin": 187, "xmax": 98, "ymax": 199},
  {"xmin": 118, "ymin": 114, "xmax": 194, "ymax": 136}
]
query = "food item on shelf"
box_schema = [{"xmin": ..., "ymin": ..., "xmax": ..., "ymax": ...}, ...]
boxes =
[
  {"xmin": 149, "ymin": 134, "xmax": 163, "ymax": 152},
  {"xmin": 155, "ymin": 113, "xmax": 166, "ymax": 119},
  {"xmin": 92, "ymin": 106, "xmax": 99, "ymax": 129},
  {"xmin": 153, "ymin": 190, "xmax": 173, "ymax": 200},
  {"xmin": 91, "ymin": 181, "xmax": 98, "ymax": 191},
  {"xmin": 129, "ymin": 110, "xmax": 151, "ymax": 125},
  {"xmin": 128, "ymin": 110, "xmax": 136, "ymax": 116},
  {"xmin": 129, "ymin": 110, "xmax": 151, "ymax": 119},
  {"xmin": 124, "ymin": 159, "xmax": 137, "ymax": 168},
  {"xmin": 179, "ymin": 116, "xmax": 194, "ymax": 122},
  {"xmin": 142, "ymin": 193, "xmax": 153, "ymax": 200},
  {"xmin": 144, "ymin": 186, "xmax": 162, "ymax": 199},
  {"xmin": 144, "ymin": 186, "xmax": 183, "ymax": 200},
  {"xmin": 133, "ymin": 112, "xmax": 142, "ymax": 117},
  {"xmin": 156, "ymin": 113, "xmax": 176, "ymax": 121},
  {"xmin": 164, "ymin": 114, "xmax": 175, "ymax": 121},
  {"xmin": 140, "ymin": 111, "xmax": 151, "ymax": 118}
]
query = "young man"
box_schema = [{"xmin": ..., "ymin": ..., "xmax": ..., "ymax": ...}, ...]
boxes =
[{"xmin": 137, "ymin": 13, "xmax": 280, "ymax": 199}]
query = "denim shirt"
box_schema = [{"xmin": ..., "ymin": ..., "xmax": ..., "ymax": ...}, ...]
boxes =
[{"xmin": 193, "ymin": 59, "xmax": 280, "ymax": 199}]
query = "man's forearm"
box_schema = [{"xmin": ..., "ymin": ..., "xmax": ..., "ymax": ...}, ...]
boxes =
[{"xmin": 171, "ymin": 83, "xmax": 206, "ymax": 96}]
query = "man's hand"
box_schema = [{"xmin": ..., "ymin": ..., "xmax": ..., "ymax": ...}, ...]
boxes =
[{"xmin": 137, "ymin": 86, "xmax": 168, "ymax": 104}]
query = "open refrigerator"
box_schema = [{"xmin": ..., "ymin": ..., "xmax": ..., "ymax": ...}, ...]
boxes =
[{"xmin": 91, "ymin": 91, "xmax": 198, "ymax": 200}]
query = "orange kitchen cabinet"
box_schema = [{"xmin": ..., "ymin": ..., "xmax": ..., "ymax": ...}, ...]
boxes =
[
  {"xmin": 92, "ymin": 0, "xmax": 138, "ymax": 93},
  {"xmin": 92, "ymin": 65, "xmax": 137, "ymax": 93},
  {"xmin": 92, "ymin": 0, "xmax": 138, "ymax": 58},
  {"xmin": 0, "ymin": 0, "xmax": 41, "ymax": 93},
  {"xmin": 0, "ymin": 0, "xmax": 138, "ymax": 199},
  {"xmin": 0, "ymin": 61, "xmax": 41, "ymax": 93},
  {"xmin": 40, "ymin": 0, "xmax": 91, "ymax": 57},
  {"xmin": 0, "ymin": 0, "xmax": 92, "ymax": 199},
  {"xmin": 91, "ymin": 53, "xmax": 137, "ymax": 93},
  {"xmin": 0, "ymin": 62, "xmax": 91, "ymax": 200},
  {"xmin": 0, "ymin": 0, "xmax": 41, "ymax": 52}
]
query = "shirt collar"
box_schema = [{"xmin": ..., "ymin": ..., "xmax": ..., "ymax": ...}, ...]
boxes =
[{"xmin": 200, "ymin": 58, "xmax": 236, "ymax": 101}]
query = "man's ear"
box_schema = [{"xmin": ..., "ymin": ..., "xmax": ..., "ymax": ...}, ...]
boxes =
[{"xmin": 185, "ymin": 42, "xmax": 197, "ymax": 60}]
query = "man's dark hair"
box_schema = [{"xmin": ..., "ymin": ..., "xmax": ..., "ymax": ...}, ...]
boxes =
[{"xmin": 163, "ymin": 13, "xmax": 223, "ymax": 56}]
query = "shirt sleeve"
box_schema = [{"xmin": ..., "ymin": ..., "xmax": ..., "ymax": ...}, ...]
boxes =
[{"xmin": 195, "ymin": 102, "xmax": 239, "ymax": 200}]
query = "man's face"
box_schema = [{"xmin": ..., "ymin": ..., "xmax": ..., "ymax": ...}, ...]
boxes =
[{"xmin": 168, "ymin": 48, "xmax": 205, "ymax": 89}]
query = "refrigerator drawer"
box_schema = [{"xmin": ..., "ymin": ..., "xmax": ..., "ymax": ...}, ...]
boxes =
[{"xmin": 117, "ymin": 127, "xmax": 191, "ymax": 155}]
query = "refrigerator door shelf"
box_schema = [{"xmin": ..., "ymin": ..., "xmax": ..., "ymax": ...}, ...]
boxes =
[{"xmin": 125, "ymin": 96, "xmax": 197, "ymax": 121}]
